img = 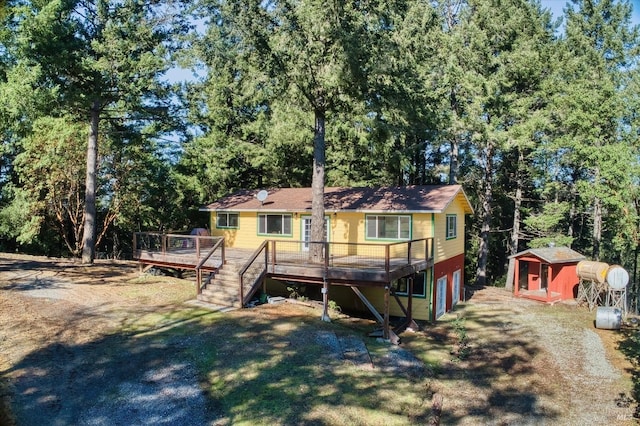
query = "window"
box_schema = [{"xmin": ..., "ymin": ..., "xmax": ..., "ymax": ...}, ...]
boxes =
[
  {"xmin": 258, "ymin": 214, "xmax": 292, "ymax": 236},
  {"xmin": 446, "ymin": 214, "xmax": 457, "ymax": 239},
  {"xmin": 366, "ymin": 215, "xmax": 411, "ymax": 240},
  {"xmin": 393, "ymin": 272, "xmax": 427, "ymax": 297},
  {"xmin": 216, "ymin": 212, "xmax": 239, "ymax": 229}
]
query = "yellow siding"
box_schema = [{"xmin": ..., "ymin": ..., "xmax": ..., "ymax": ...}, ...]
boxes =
[
  {"xmin": 434, "ymin": 199, "xmax": 466, "ymax": 262},
  {"xmin": 327, "ymin": 285, "xmax": 432, "ymax": 321},
  {"xmin": 209, "ymin": 211, "xmax": 302, "ymax": 249},
  {"xmin": 208, "ymin": 205, "xmax": 460, "ymax": 263}
]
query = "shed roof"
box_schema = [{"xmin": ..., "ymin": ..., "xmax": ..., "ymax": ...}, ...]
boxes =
[
  {"xmin": 509, "ymin": 246, "xmax": 586, "ymax": 264},
  {"xmin": 201, "ymin": 185, "xmax": 473, "ymax": 214}
]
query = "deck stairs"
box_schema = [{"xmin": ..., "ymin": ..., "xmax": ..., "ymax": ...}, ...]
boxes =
[{"xmin": 196, "ymin": 257, "xmax": 245, "ymax": 308}]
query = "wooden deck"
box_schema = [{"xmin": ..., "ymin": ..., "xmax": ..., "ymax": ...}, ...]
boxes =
[
  {"xmin": 133, "ymin": 232, "xmax": 434, "ymax": 343},
  {"xmin": 133, "ymin": 232, "xmax": 434, "ymax": 286}
]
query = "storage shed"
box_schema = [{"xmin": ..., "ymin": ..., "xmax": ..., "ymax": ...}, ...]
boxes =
[{"xmin": 509, "ymin": 247, "xmax": 586, "ymax": 303}]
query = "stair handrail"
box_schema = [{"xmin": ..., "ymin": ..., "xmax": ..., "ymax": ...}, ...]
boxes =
[
  {"xmin": 195, "ymin": 238, "xmax": 225, "ymax": 295},
  {"xmin": 239, "ymin": 240, "xmax": 269, "ymax": 306}
]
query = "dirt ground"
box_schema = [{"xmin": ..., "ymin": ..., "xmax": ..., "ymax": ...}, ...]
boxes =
[{"xmin": 0, "ymin": 253, "xmax": 638, "ymax": 425}]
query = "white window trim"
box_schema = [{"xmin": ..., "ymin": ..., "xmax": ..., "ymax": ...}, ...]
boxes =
[
  {"xmin": 436, "ymin": 276, "xmax": 447, "ymax": 319},
  {"xmin": 366, "ymin": 214, "xmax": 411, "ymax": 241},
  {"xmin": 452, "ymin": 269, "xmax": 461, "ymax": 306},
  {"xmin": 216, "ymin": 212, "xmax": 239, "ymax": 229},
  {"xmin": 446, "ymin": 214, "xmax": 457, "ymax": 239},
  {"xmin": 258, "ymin": 213, "xmax": 293, "ymax": 236}
]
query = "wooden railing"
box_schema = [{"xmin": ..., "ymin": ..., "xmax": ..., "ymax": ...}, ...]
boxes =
[
  {"xmin": 133, "ymin": 232, "xmax": 223, "ymax": 265},
  {"xmin": 195, "ymin": 238, "xmax": 226, "ymax": 295},
  {"xmin": 268, "ymin": 237, "xmax": 433, "ymax": 273},
  {"xmin": 239, "ymin": 241, "xmax": 269, "ymax": 306}
]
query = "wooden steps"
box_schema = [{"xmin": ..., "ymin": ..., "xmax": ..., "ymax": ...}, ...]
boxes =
[{"xmin": 197, "ymin": 259, "xmax": 245, "ymax": 308}]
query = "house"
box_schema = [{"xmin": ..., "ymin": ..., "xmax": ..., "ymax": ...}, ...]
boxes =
[
  {"xmin": 509, "ymin": 246, "xmax": 586, "ymax": 303},
  {"xmin": 200, "ymin": 185, "xmax": 473, "ymax": 322}
]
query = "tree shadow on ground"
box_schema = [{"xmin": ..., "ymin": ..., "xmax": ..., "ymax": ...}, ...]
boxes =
[
  {"xmin": 404, "ymin": 303, "xmax": 562, "ymax": 424},
  {"xmin": 617, "ymin": 326, "xmax": 640, "ymax": 419},
  {"xmin": 1, "ymin": 303, "xmax": 438, "ymax": 425}
]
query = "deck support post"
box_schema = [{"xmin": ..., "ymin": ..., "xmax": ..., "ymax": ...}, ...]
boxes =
[
  {"xmin": 383, "ymin": 285, "xmax": 390, "ymax": 340},
  {"xmin": 321, "ymin": 279, "xmax": 331, "ymax": 322}
]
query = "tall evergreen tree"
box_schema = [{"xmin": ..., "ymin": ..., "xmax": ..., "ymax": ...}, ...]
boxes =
[
  {"xmin": 542, "ymin": 0, "xmax": 639, "ymax": 260},
  {"xmin": 8, "ymin": 0, "xmax": 186, "ymax": 263},
  {"xmin": 195, "ymin": 0, "xmax": 381, "ymax": 262}
]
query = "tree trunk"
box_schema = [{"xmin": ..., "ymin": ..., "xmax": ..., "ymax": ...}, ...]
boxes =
[
  {"xmin": 449, "ymin": 138, "xmax": 459, "ymax": 185},
  {"xmin": 592, "ymin": 167, "xmax": 602, "ymax": 261},
  {"xmin": 310, "ymin": 109, "xmax": 326, "ymax": 263},
  {"xmin": 506, "ymin": 148, "xmax": 523, "ymax": 291},
  {"xmin": 508, "ymin": 148, "xmax": 523, "ymax": 257},
  {"xmin": 81, "ymin": 101, "xmax": 100, "ymax": 264},
  {"xmin": 475, "ymin": 142, "xmax": 494, "ymax": 287},
  {"xmin": 592, "ymin": 195, "xmax": 602, "ymax": 261}
]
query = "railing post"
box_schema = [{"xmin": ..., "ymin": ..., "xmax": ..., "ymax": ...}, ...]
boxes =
[
  {"xmin": 196, "ymin": 236, "xmax": 201, "ymax": 262},
  {"xmin": 324, "ymin": 242, "xmax": 329, "ymax": 271},
  {"xmin": 162, "ymin": 234, "xmax": 167, "ymax": 254},
  {"xmin": 385, "ymin": 244, "xmax": 390, "ymax": 279},
  {"xmin": 133, "ymin": 233, "xmax": 137, "ymax": 259},
  {"xmin": 272, "ymin": 240, "xmax": 277, "ymax": 265},
  {"xmin": 263, "ymin": 242, "xmax": 269, "ymax": 292},
  {"xmin": 407, "ymin": 240, "xmax": 412, "ymax": 265}
]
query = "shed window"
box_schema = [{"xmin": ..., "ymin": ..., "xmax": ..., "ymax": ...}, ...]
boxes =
[
  {"xmin": 366, "ymin": 215, "xmax": 411, "ymax": 240},
  {"xmin": 446, "ymin": 214, "xmax": 457, "ymax": 239},
  {"xmin": 258, "ymin": 214, "xmax": 292, "ymax": 236},
  {"xmin": 217, "ymin": 212, "xmax": 239, "ymax": 229}
]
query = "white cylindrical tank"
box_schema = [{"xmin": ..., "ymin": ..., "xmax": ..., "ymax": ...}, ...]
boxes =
[
  {"xmin": 595, "ymin": 307, "xmax": 622, "ymax": 330},
  {"xmin": 606, "ymin": 265, "xmax": 629, "ymax": 290}
]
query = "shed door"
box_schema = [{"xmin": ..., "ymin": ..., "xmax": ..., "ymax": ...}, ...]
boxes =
[
  {"xmin": 541, "ymin": 264, "xmax": 549, "ymax": 290},
  {"xmin": 519, "ymin": 261, "xmax": 529, "ymax": 290}
]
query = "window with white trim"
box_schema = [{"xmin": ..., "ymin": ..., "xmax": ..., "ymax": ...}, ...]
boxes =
[
  {"xmin": 216, "ymin": 212, "xmax": 239, "ymax": 229},
  {"xmin": 258, "ymin": 214, "xmax": 292, "ymax": 235},
  {"xmin": 366, "ymin": 215, "xmax": 411, "ymax": 240},
  {"xmin": 436, "ymin": 276, "xmax": 447, "ymax": 319},
  {"xmin": 393, "ymin": 272, "xmax": 427, "ymax": 297},
  {"xmin": 446, "ymin": 214, "xmax": 457, "ymax": 239}
]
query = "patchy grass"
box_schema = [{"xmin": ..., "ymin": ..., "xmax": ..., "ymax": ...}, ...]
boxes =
[
  {"xmin": 1, "ymin": 256, "xmax": 637, "ymax": 425},
  {"xmin": 151, "ymin": 304, "xmax": 435, "ymax": 425}
]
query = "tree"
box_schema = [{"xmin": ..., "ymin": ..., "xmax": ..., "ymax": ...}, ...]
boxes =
[
  {"xmin": 10, "ymin": 0, "xmax": 186, "ymax": 263},
  {"xmin": 541, "ymin": 0, "xmax": 640, "ymax": 261},
  {"xmin": 196, "ymin": 0, "xmax": 380, "ymax": 264}
]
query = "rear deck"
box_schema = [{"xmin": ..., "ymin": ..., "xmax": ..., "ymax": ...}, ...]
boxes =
[
  {"xmin": 133, "ymin": 232, "xmax": 434, "ymax": 286},
  {"xmin": 133, "ymin": 232, "xmax": 435, "ymax": 343}
]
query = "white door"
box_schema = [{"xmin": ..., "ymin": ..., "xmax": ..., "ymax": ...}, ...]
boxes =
[
  {"xmin": 436, "ymin": 276, "xmax": 447, "ymax": 319},
  {"xmin": 452, "ymin": 269, "xmax": 461, "ymax": 307},
  {"xmin": 302, "ymin": 217, "xmax": 329, "ymax": 251}
]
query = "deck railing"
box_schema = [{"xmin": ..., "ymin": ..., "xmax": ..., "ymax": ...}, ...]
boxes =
[
  {"xmin": 133, "ymin": 232, "xmax": 223, "ymax": 268},
  {"xmin": 269, "ymin": 237, "xmax": 433, "ymax": 271},
  {"xmin": 196, "ymin": 238, "xmax": 226, "ymax": 294},
  {"xmin": 239, "ymin": 241, "xmax": 269, "ymax": 306}
]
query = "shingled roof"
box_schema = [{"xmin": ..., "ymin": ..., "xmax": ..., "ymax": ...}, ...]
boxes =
[
  {"xmin": 201, "ymin": 185, "xmax": 473, "ymax": 214},
  {"xmin": 509, "ymin": 246, "xmax": 586, "ymax": 264}
]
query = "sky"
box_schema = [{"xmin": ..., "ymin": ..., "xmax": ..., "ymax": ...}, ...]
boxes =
[
  {"xmin": 541, "ymin": 0, "xmax": 640, "ymax": 26},
  {"xmin": 165, "ymin": 1, "xmax": 640, "ymax": 83}
]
